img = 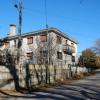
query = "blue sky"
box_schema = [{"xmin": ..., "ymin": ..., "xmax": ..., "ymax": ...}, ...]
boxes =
[{"xmin": 0, "ymin": 0, "xmax": 100, "ymax": 54}]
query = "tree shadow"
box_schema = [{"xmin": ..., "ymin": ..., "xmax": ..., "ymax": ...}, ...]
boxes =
[
  {"xmin": 0, "ymin": 89, "xmax": 84, "ymax": 100},
  {"xmin": 25, "ymin": 63, "xmax": 31, "ymax": 90},
  {"xmin": 0, "ymin": 76, "xmax": 100, "ymax": 100},
  {"xmin": 0, "ymin": 50, "xmax": 21, "ymax": 91}
]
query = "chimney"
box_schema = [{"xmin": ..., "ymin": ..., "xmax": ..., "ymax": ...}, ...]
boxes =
[{"xmin": 8, "ymin": 24, "xmax": 16, "ymax": 36}]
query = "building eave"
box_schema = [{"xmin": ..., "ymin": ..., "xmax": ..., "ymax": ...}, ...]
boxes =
[{"xmin": 2, "ymin": 27, "xmax": 78, "ymax": 44}]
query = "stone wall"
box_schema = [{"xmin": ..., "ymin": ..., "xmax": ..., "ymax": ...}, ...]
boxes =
[
  {"xmin": 0, "ymin": 64, "xmax": 88, "ymax": 90},
  {"xmin": 0, "ymin": 65, "xmax": 15, "ymax": 90}
]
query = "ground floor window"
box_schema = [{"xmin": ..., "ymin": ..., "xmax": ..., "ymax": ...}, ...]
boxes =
[
  {"xmin": 40, "ymin": 50, "xmax": 48, "ymax": 58},
  {"xmin": 57, "ymin": 51, "xmax": 62, "ymax": 60},
  {"xmin": 72, "ymin": 56, "xmax": 75, "ymax": 62},
  {"xmin": 27, "ymin": 52, "xmax": 33, "ymax": 60}
]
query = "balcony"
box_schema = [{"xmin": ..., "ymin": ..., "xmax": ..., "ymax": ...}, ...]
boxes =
[{"xmin": 63, "ymin": 44, "xmax": 75, "ymax": 54}]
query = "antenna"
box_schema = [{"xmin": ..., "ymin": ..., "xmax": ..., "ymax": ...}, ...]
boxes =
[{"xmin": 44, "ymin": 0, "xmax": 48, "ymax": 29}]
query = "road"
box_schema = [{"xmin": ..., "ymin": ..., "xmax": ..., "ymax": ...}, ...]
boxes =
[{"xmin": 0, "ymin": 72, "xmax": 100, "ymax": 100}]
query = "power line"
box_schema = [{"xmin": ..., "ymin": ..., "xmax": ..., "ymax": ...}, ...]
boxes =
[
  {"xmin": 9, "ymin": 0, "xmax": 18, "ymax": 5},
  {"xmin": 9, "ymin": 0, "xmax": 43, "ymax": 15},
  {"xmin": 14, "ymin": 0, "xmax": 19, "ymax": 3},
  {"xmin": 23, "ymin": 7, "xmax": 43, "ymax": 15},
  {"xmin": 8, "ymin": 0, "xmax": 88, "ymax": 29},
  {"xmin": 80, "ymin": 0, "xmax": 84, "ymax": 4}
]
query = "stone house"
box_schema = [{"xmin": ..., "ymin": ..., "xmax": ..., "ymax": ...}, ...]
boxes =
[
  {"xmin": 0, "ymin": 24, "xmax": 80, "ymax": 89},
  {"xmin": 0, "ymin": 24, "xmax": 78, "ymax": 67}
]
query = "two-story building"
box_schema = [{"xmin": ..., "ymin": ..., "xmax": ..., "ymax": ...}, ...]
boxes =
[{"xmin": 0, "ymin": 24, "xmax": 78, "ymax": 67}]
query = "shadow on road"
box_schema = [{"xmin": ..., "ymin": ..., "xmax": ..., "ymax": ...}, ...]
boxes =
[{"xmin": 0, "ymin": 72, "xmax": 100, "ymax": 100}]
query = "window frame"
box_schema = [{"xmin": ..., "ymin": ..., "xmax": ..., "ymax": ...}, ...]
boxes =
[
  {"xmin": 71, "ymin": 42, "xmax": 74, "ymax": 47},
  {"xmin": 27, "ymin": 37, "xmax": 33, "ymax": 44},
  {"xmin": 56, "ymin": 35, "xmax": 62, "ymax": 44},
  {"xmin": 40, "ymin": 34, "xmax": 47, "ymax": 42},
  {"xmin": 57, "ymin": 51, "xmax": 62, "ymax": 60},
  {"xmin": 27, "ymin": 52, "xmax": 33, "ymax": 60},
  {"xmin": 4, "ymin": 41, "xmax": 10, "ymax": 48},
  {"xmin": 66, "ymin": 40, "xmax": 68, "ymax": 44},
  {"xmin": 40, "ymin": 50, "xmax": 48, "ymax": 58},
  {"xmin": 72, "ymin": 56, "xmax": 75, "ymax": 62}
]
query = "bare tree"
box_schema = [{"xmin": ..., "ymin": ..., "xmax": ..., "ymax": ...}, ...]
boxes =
[
  {"xmin": 93, "ymin": 39, "xmax": 100, "ymax": 55},
  {"xmin": 28, "ymin": 32, "xmax": 59, "ymax": 85},
  {"xmin": 0, "ymin": 47, "xmax": 20, "ymax": 90},
  {"xmin": 0, "ymin": 38, "xmax": 27, "ymax": 91}
]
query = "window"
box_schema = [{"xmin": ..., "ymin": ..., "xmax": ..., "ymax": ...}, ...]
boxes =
[
  {"xmin": 57, "ymin": 51, "xmax": 62, "ymax": 59},
  {"xmin": 57, "ymin": 35, "xmax": 62, "ymax": 44},
  {"xmin": 14, "ymin": 40, "xmax": 16, "ymax": 47},
  {"xmin": 66, "ymin": 40, "xmax": 68, "ymax": 44},
  {"xmin": 71, "ymin": 47, "xmax": 75, "ymax": 53},
  {"xmin": 70, "ymin": 42, "xmax": 75, "ymax": 53},
  {"xmin": 71, "ymin": 42, "xmax": 74, "ymax": 46},
  {"xmin": 41, "ymin": 34, "xmax": 47, "ymax": 42},
  {"xmin": 18, "ymin": 39, "xmax": 23, "ymax": 48},
  {"xmin": 40, "ymin": 50, "xmax": 48, "ymax": 58},
  {"xmin": 27, "ymin": 52, "xmax": 33, "ymax": 60},
  {"xmin": 5, "ymin": 41, "xmax": 10, "ymax": 48},
  {"xmin": 27, "ymin": 37, "xmax": 33, "ymax": 44},
  {"xmin": 72, "ymin": 56, "xmax": 75, "ymax": 62}
]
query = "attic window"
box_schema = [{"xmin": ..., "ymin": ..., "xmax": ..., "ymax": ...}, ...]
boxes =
[
  {"xmin": 41, "ymin": 34, "xmax": 47, "ymax": 42},
  {"xmin": 27, "ymin": 37, "xmax": 33, "ymax": 44}
]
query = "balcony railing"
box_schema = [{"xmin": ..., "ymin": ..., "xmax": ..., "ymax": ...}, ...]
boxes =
[{"xmin": 63, "ymin": 44, "xmax": 75, "ymax": 54}]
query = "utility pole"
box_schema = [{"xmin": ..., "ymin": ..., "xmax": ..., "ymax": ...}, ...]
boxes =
[
  {"xmin": 17, "ymin": 0, "xmax": 22, "ymax": 48},
  {"xmin": 44, "ymin": 0, "xmax": 51, "ymax": 84},
  {"xmin": 14, "ymin": 0, "xmax": 22, "ymax": 35},
  {"xmin": 44, "ymin": 0, "xmax": 48, "ymax": 29},
  {"xmin": 14, "ymin": 0, "xmax": 23, "ymax": 88},
  {"xmin": 18, "ymin": 0, "xmax": 22, "ymax": 87},
  {"xmin": 18, "ymin": 0, "xmax": 22, "ymax": 35}
]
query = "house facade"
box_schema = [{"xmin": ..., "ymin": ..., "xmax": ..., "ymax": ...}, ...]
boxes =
[{"xmin": 0, "ymin": 24, "xmax": 78, "ymax": 67}]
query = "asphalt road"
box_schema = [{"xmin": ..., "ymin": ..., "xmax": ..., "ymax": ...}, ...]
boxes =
[{"xmin": 0, "ymin": 72, "xmax": 100, "ymax": 100}]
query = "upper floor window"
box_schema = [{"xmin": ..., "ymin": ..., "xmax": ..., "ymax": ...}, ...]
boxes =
[
  {"xmin": 71, "ymin": 42, "xmax": 74, "ymax": 47},
  {"xmin": 27, "ymin": 52, "xmax": 33, "ymax": 60},
  {"xmin": 5, "ymin": 41, "xmax": 10, "ymax": 48},
  {"xmin": 27, "ymin": 37, "xmax": 33, "ymax": 44},
  {"xmin": 57, "ymin": 51, "xmax": 62, "ymax": 60},
  {"xmin": 66, "ymin": 40, "xmax": 68, "ymax": 45},
  {"xmin": 18, "ymin": 39, "xmax": 23, "ymax": 48},
  {"xmin": 56, "ymin": 35, "xmax": 62, "ymax": 44},
  {"xmin": 40, "ymin": 34, "xmax": 47, "ymax": 42}
]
